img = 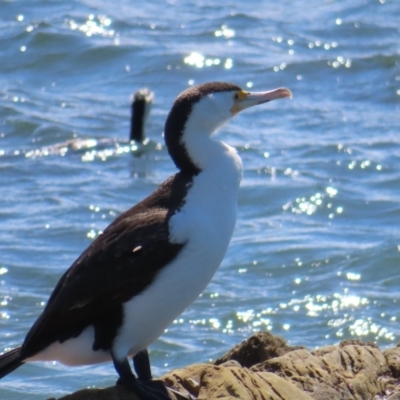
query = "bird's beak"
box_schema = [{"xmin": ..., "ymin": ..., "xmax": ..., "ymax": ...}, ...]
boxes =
[{"xmin": 231, "ymin": 87, "xmax": 292, "ymax": 116}]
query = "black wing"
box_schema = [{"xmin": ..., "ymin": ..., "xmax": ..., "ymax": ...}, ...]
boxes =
[{"xmin": 22, "ymin": 173, "xmax": 191, "ymax": 355}]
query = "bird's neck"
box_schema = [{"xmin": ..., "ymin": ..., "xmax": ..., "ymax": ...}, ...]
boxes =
[
  {"xmin": 168, "ymin": 135, "xmax": 243, "ymax": 247},
  {"xmin": 175, "ymin": 136, "xmax": 243, "ymax": 223},
  {"xmin": 184, "ymin": 132, "xmax": 242, "ymax": 178},
  {"xmin": 130, "ymin": 101, "xmax": 145, "ymax": 142}
]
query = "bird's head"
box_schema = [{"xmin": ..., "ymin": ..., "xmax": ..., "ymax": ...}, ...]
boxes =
[
  {"xmin": 165, "ymin": 82, "xmax": 292, "ymax": 173},
  {"xmin": 130, "ymin": 88, "xmax": 154, "ymax": 142}
]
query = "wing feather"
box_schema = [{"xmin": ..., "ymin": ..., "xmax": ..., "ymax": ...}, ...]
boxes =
[{"xmin": 22, "ymin": 173, "xmax": 191, "ymax": 355}]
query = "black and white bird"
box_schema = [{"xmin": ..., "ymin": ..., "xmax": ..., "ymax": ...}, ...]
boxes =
[
  {"xmin": 24, "ymin": 88, "xmax": 154, "ymax": 159},
  {"xmin": 129, "ymin": 88, "xmax": 154, "ymax": 143},
  {"xmin": 0, "ymin": 82, "xmax": 291, "ymax": 399}
]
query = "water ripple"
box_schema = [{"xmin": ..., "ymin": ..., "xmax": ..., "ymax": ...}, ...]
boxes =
[{"xmin": 1, "ymin": 0, "xmax": 399, "ymax": 398}]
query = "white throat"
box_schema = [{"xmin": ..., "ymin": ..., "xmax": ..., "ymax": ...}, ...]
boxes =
[
  {"xmin": 180, "ymin": 92, "xmax": 237, "ymax": 172},
  {"xmin": 169, "ymin": 132, "xmax": 243, "ymax": 245}
]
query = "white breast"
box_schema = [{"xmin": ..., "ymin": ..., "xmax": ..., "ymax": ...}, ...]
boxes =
[{"xmin": 113, "ymin": 141, "xmax": 243, "ymax": 360}]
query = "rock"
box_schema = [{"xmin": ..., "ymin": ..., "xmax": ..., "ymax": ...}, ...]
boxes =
[
  {"xmin": 55, "ymin": 385, "xmax": 139, "ymax": 400},
  {"xmin": 214, "ymin": 331, "xmax": 304, "ymax": 368},
  {"xmin": 162, "ymin": 363, "xmax": 313, "ymax": 400},
  {"xmin": 251, "ymin": 339, "xmax": 390, "ymax": 400},
  {"xmin": 56, "ymin": 364, "xmax": 313, "ymax": 400},
  {"xmin": 56, "ymin": 332, "xmax": 400, "ymax": 400},
  {"xmin": 55, "ymin": 383, "xmax": 186, "ymax": 400},
  {"xmin": 384, "ymin": 345, "xmax": 400, "ymax": 378}
]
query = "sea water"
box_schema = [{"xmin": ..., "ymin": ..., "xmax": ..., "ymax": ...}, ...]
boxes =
[{"xmin": 0, "ymin": 0, "xmax": 399, "ymax": 398}]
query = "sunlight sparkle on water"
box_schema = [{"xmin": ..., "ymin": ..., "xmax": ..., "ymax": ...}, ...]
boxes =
[
  {"xmin": 350, "ymin": 319, "xmax": 394, "ymax": 339},
  {"xmin": 335, "ymin": 319, "xmax": 395, "ymax": 341},
  {"xmin": 86, "ymin": 229, "xmax": 102, "ymax": 239},
  {"xmin": 68, "ymin": 14, "xmax": 115, "ymax": 37},
  {"xmin": 236, "ymin": 310, "xmax": 272, "ymax": 331},
  {"xmin": 0, "ymin": 312, "xmax": 10, "ymax": 320},
  {"xmin": 236, "ymin": 310, "xmax": 254, "ymax": 323},
  {"xmin": 183, "ymin": 52, "xmax": 232, "ymax": 69},
  {"xmin": 0, "ymin": 295, "xmax": 11, "ymax": 307},
  {"xmin": 286, "ymin": 186, "xmax": 343, "ymax": 217},
  {"xmin": 329, "ymin": 56, "xmax": 352, "ymax": 69},
  {"xmin": 188, "ymin": 309, "xmax": 274, "ymax": 334},
  {"xmin": 346, "ymin": 272, "xmax": 361, "ymax": 281},
  {"xmin": 209, "ymin": 318, "xmax": 221, "ymax": 329},
  {"xmin": 81, "ymin": 145, "xmax": 133, "ymax": 162},
  {"xmin": 287, "ymin": 292, "xmax": 369, "ymax": 318},
  {"xmin": 214, "ymin": 25, "xmax": 235, "ymax": 39},
  {"xmin": 283, "ymin": 292, "xmax": 396, "ymax": 341},
  {"xmin": 184, "ymin": 52, "xmax": 219, "ymax": 68}
]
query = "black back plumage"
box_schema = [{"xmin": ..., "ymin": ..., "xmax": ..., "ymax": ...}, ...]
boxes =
[{"xmin": 20, "ymin": 172, "xmax": 192, "ymax": 357}]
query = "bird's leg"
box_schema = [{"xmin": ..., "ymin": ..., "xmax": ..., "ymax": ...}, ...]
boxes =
[
  {"xmin": 133, "ymin": 348, "xmax": 152, "ymax": 381},
  {"xmin": 112, "ymin": 353, "xmax": 136, "ymax": 388},
  {"xmin": 112, "ymin": 351, "xmax": 170, "ymax": 400},
  {"xmin": 132, "ymin": 349, "xmax": 197, "ymax": 400}
]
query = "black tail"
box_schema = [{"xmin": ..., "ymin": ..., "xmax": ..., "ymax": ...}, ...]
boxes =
[{"xmin": 0, "ymin": 347, "xmax": 24, "ymax": 378}]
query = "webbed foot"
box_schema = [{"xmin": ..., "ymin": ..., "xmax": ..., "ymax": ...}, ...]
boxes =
[
  {"xmin": 113, "ymin": 350, "xmax": 196, "ymax": 399},
  {"xmin": 132, "ymin": 350, "xmax": 196, "ymax": 399}
]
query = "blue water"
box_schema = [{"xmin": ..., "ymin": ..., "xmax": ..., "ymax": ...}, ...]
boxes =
[{"xmin": 0, "ymin": 0, "xmax": 399, "ymax": 398}]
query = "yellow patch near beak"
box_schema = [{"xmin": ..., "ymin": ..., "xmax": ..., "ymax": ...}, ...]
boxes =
[
  {"xmin": 230, "ymin": 87, "xmax": 292, "ymax": 116},
  {"xmin": 231, "ymin": 90, "xmax": 248, "ymax": 115}
]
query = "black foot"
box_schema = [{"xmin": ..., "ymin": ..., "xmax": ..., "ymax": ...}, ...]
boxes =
[
  {"xmin": 113, "ymin": 351, "xmax": 196, "ymax": 400},
  {"xmin": 117, "ymin": 375, "xmax": 170, "ymax": 400},
  {"xmin": 133, "ymin": 349, "xmax": 152, "ymax": 380}
]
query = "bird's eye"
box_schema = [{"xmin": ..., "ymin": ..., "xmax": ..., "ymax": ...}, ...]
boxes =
[{"xmin": 234, "ymin": 93, "xmax": 239, "ymax": 100}]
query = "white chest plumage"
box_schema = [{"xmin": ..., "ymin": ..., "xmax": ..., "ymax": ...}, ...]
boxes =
[{"xmin": 114, "ymin": 141, "xmax": 243, "ymax": 359}]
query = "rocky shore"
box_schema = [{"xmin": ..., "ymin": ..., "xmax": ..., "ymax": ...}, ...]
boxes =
[{"xmin": 55, "ymin": 332, "xmax": 400, "ymax": 400}]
